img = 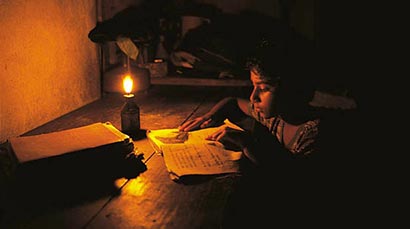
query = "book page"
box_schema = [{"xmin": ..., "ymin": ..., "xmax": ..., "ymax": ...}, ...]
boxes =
[
  {"xmin": 147, "ymin": 119, "xmax": 243, "ymax": 178},
  {"xmin": 9, "ymin": 122, "xmax": 130, "ymax": 163},
  {"xmin": 162, "ymin": 142, "xmax": 241, "ymax": 176}
]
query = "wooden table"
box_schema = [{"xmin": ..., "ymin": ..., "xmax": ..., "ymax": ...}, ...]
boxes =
[{"xmin": 0, "ymin": 85, "xmax": 253, "ymax": 228}]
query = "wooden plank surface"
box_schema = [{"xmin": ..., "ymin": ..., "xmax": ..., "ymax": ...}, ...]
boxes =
[
  {"xmin": 86, "ymin": 96, "xmax": 238, "ymax": 228},
  {"xmin": 87, "ymin": 154, "xmax": 238, "ymax": 229},
  {"xmin": 1, "ymin": 85, "xmax": 249, "ymax": 228}
]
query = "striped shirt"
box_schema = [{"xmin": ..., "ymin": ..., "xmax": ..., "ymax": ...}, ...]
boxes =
[{"xmin": 249, "ymin": 103, "xmax": 320, "ymax": 156}]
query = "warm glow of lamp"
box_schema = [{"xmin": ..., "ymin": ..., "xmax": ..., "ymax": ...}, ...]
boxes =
[
  {"xmin": 121, "ymin": 73, "xmax": 140, "ymax": 138},
  {"xmin": 123, "ymin": 74, "xmax": 133, "ymax": 95}
]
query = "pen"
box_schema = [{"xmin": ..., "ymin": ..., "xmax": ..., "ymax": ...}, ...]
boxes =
[
  {"xmin": 179, "ymin": 110, "xmax": 196, "ymax": 127},
  {"xmin": 179, "ymin": 95, "xmax": 207, "ymax": 126}
]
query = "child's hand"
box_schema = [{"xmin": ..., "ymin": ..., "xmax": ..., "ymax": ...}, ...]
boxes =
[
  {"xmin": 178, "ymin": 116, "xmax": 208, "ymax": 132},
  {"xmin": 178, "ymin": 114, "xmax": 222, "ymax": 132},
  {"xmin": 206, "ymin": 126, "xmax": 250, "ymax": 151}
]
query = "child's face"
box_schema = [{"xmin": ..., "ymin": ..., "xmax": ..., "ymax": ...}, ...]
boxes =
[{"xmin": 249, "ymin": 70, "xmax": 277, "ymax": 118}]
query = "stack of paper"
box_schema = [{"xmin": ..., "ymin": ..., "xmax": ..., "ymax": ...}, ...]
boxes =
[
  {"xmin": 7, "ymin": 122, "xmax": 134, "ymax": 180},
  {"xmin": 147, "ymin": 119, "xmax": 243, "ymax": 181}
]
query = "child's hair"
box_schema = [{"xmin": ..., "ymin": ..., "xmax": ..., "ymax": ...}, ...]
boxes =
[
  {"xmin": 246, "ymin": 32, "xmax": 316, "ymax": 124},
  {"xmin": 245, "ymin": 36, "xmax": 285, "ymax": 85}
]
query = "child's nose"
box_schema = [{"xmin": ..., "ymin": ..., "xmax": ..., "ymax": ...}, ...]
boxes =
[{"xmin": 250, "ymin": 90, "xmax": 259, "ymax": 103}]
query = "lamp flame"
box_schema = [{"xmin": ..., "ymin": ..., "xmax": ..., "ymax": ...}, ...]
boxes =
[{"xmin": 123, "ymin": 75, "xmax": 133, "ymax": 94}]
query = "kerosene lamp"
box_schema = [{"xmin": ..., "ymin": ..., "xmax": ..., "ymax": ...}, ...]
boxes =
[{"xmin": 121, "ymin": 75, "xmax": 141, "ymax": 138}]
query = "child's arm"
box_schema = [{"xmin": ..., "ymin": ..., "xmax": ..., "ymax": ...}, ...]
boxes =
[{"xmin": 179, "ymin": 97, "xmax": 250, "ymax": 132}]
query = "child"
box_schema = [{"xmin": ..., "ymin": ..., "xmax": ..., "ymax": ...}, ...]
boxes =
[{"xmin": 178, "ymin": 35, "xmax": 319, "ymax": 166}]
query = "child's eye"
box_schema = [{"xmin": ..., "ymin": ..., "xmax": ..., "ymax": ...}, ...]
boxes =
[
  {"xmin": 259, "ymin": 87, "xmax": 269, "ymax": 92},
  {"xmin": 259, "ymin": 85, "xmax": 273, "ymax": 92}
]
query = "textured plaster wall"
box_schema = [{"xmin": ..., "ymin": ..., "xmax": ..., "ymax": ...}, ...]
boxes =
[{"xmin": 0, "ymin": 0, "xmax": 100, "ymax": 143}]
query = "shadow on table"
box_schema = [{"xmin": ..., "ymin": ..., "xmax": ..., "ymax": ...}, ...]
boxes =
[
  {"xmin": 173, "ymin": 173, "xmax": 240, "ymax": 185},
  {"xmin": 1, "ymin": 149, "xmax": 147, "ymax": 226}
]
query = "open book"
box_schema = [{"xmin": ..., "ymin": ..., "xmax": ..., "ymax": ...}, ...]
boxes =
[{"xmin": 147, "ymin": 119, "xmax": 243, "ymax": 180}]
